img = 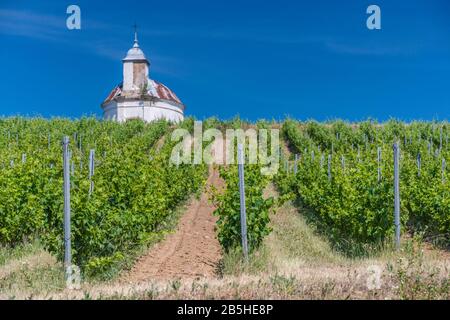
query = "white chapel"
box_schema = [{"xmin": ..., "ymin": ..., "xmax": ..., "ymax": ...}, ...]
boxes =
[{"xmin": 101, "ymin": 31, "xmax": 185, "ymax": 122}]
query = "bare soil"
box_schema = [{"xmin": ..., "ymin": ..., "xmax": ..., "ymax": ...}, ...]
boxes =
[{"xmin": 121, "ymin": 167, "xmax": 223, "ymax": 283}]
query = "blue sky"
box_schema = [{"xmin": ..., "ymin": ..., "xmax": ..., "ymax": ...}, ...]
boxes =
[{"xmin": 0, "ymin": 0, "xmax": 449, "ymax": 121}]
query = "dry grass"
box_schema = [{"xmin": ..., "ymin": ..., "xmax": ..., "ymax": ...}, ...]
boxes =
[
  {"xmin": 220, "ymin": 183, "xmax": 347, "ymax": 276},
  {"xmin": 0, "ymin": 242, "xmax": 65, "ymax": 299},
  {"xmin": 13, "ymin": 248, "xmax": 448, "ymax": 300},
  {"xmin": 1, "ymin": 188, "xmax": 448, "ymax": 300},
  {"xmin": 0, "ymin": 251, "xmax": 56, "ymax": 281},
  {"xmin": 214, "ymin": 184, "xmax": 449, "ymax": 300}
]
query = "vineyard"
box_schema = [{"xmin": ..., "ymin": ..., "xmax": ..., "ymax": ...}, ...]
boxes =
[
  {"xmin": 0, "ymin": 117, "xmax": 449, "ymax": 299},
  {"xmin": 276, "ymin": 119, "xmax": 450, "ymax": 253},
  {"xmin": 0, "ymin": 117, "xmax": 207, "ymax": 276}
]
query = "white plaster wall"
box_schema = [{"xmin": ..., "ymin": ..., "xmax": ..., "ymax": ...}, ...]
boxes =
[
  {"xmin": 122, "ymin": 62, "xmax": 134, "ymax": 91},
  {"xmin": 104, "ymin": 100, "xmax": 184, "ymax": 123},
  {"xmin": 150, "ymin": 100, "xmax": 184, "ymax": 122},
  {"xmin": 122, "ymin": 101, "xmax": 145, "ymax": 120},
  {"xmin": 103, "ymin": 102, "xmax": 118, "ymax": 121}
]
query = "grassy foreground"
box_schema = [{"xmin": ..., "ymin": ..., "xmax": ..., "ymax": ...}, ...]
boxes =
[{"xmin": 0, "ymin": 185, "xmax": 448, "ymax": 300}]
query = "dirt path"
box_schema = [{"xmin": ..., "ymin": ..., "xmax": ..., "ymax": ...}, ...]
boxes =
[{"xmin": 122, "ymin": 167, "xmax": 223, "ymax": 283}]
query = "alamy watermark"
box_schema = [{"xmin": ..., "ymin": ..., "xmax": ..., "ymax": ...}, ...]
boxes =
[
  {"xmin": 367, "ymin": 5, "xmax": 381, "ymax": 30},
  {"xmin": 64, "ymin": 5, "xmax": 380, "ymax": 34},
  {"xmin": 170, "ymin": 121, "xmax": 280, "ymax": 175},
  {"xmin": 366, "ymin": 265, "xmax": 383, "ymax": 290},
  {"xmin": 66, "ymin": 5, "xmax": 81, "ymax": 30},
  {"xmin": 66, "ymin": 265, "xmax": 81, "ymax": 290}
]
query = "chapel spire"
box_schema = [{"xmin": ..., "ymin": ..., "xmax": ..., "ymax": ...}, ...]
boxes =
[
  {"xmin": 122, "ymin": 25, "xmax": 149, "ymax": 92},
  {"xmin": 122, "ymin": 25, "xmax": 148, "ymax": 63},
  {"xmin": 133, "ymin": 23, "xmax": 139, "ymax": 48}
]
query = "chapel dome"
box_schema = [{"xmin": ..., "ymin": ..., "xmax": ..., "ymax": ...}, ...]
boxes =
[{"xmin": 122, "ymin": 34, "xmax": 148, "ymax": 63}]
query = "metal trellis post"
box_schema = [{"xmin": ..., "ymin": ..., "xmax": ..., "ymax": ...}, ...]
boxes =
[
  {"xmin": 294, "ymin": 154, "xmax": 298, "ymax": 174},
  {"xmin": 393, "ymin": 142, "xmax": 401, "ymax": 250},
  {"xmin": 237, "ymin": 143, "xmax": 249, "ymax": 261},
  {"xmin": 89, "ymin": 149, "xmax": 95, "ymax": 196},
  {"xmin": 377, "ymin": 147, "xmax": 382, "ymax": 182},
  {"xmin": 62, "ymin": 136, "xmax": 72, "ymax": 280},
  {"xmin": 328, "ymin": 154, "xmax": 332, "ymax": 181},
  {"xmin": 417, "ymin": 153, "xmax": 421, "ymax": 177}
]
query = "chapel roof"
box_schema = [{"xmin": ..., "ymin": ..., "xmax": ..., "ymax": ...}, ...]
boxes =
[{"xmin": 102, "ymin": 79, "xmax": 183, "ymax": 107}]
